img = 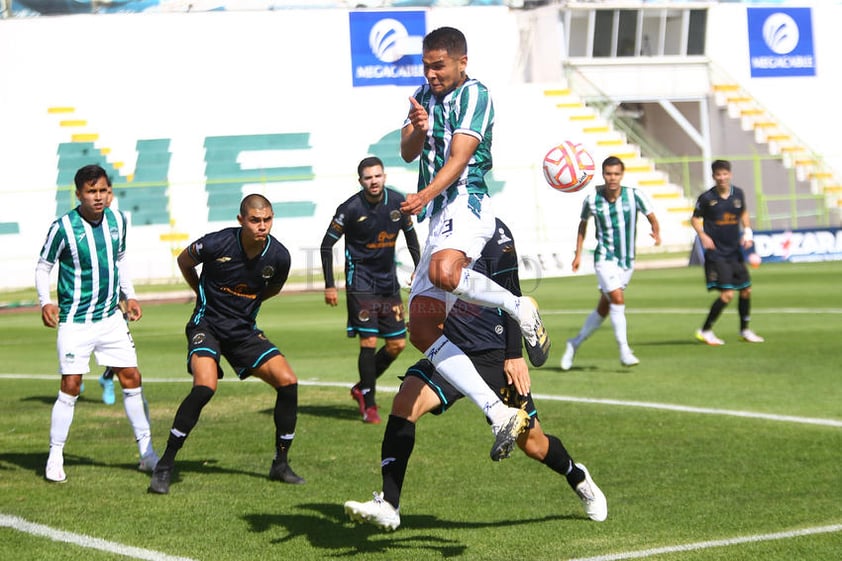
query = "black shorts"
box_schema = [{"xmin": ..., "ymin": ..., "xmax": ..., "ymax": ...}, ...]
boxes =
[
  {"xmin": 704, "ymin": 258, "xmax": 751, "ymax": 291},
  {"xmin": 186, "ymin": 321, "xmax": 282, "ymax": 380},
  {"xmin": 402, "ymin": 348, "xmax": 537, "ymax": 428},
  {"xmin": 346, "ymin": 291, "xmax": 407, "ymax": 340}
]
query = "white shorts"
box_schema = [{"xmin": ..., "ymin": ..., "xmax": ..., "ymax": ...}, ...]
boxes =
[
  {"xmin": 594, "ymin": 260, "xmax": 634, "ymax": 294},
  {"xmin": 409, "ymin": 192, "xmax": 495, "ymax": 312},
  {"xmin": 56, "ymin": 312, "xmax": 137, "ymax": 375}
]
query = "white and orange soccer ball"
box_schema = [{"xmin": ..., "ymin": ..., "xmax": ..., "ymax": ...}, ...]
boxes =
[{"xmin": 542, "ymin": 140, "xmax": 596, "ymax": 193}]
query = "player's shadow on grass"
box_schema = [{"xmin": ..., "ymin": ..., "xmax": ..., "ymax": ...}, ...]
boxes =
[
  {"xmin": 260, "ymin": 404, "xmax": 362, "ymax": 423},
  {"xmin": 0, "ymin": 452, "xmax": 107, "ymax": 478},
  {"xmin": 243, "ymin": 502, "xmax": 572, "ymax": 557}
]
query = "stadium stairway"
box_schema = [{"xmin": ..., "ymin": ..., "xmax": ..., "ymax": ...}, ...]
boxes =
[
  {"xmin": 50, "ymin": 107, "xmax": 171, "ymax": 225},
  {"xmin": 711, "ymin": 82, "xmax": 842, "ymax": 217},
  {"xmin": 541, "ymin": 87, "xmax": 696, "ymax": 249}
]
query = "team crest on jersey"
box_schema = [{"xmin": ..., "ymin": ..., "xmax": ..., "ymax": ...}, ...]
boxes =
[
  {"xmin": 358, "ymin": 310, "xmax": 371, "ymax": 322},
  {"xmin": 390, "ymin": 210, "xmax": 401, "ymax": 222},
  {"xmin": 192, "ymin": 332, "xmax": 206, "ymax": 345},
  {"xmin": 262, "ymin": 266, "xmax": 275, "ymax": 279},
  {"xmin": 494, "ymin": 324, "xmax": 504, "ymax": 335},
  {"xmin": 109, "ymin": 225, "xmax": 119, "ymax": 241},
  {"xmin": 496, "ymin": 227, "xmax": 512, "ymax": 245},
  {"xmin": 734, "ymin": 200, "xmax": 743, "ymax": 209}
]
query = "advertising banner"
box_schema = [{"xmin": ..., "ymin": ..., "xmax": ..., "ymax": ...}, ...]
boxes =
[{"xmin": 747, "ymin": 7, "xmax": 816, "ymax": 78}]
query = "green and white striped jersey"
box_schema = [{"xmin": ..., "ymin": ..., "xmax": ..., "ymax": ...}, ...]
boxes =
[
  {"xmin": 407, "ymin": 78, "xmax": 494, "ymax": 219},
  {"xmin": 580, "ymin": 185, "xmax": 655, "ymax": 269},
  {"xmin": 39, "ymin": 207, "xmax": 127, "ymax": 324}
]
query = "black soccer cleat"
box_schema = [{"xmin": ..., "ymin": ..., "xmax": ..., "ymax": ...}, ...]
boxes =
[
  {"xmin": 269, "ymin": 459, "xmax": 305, "ymax": 485},
  {"xmin": 148, "ymin": 465, "xmax": 172, "ymax": 495},
  {"xmin": 524, "ymin": 302, "xmax": 551, "ymax": 367}
]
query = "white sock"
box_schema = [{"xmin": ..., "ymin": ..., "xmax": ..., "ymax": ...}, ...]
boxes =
[
  {"xmin": 49, "ymin": 391, "xmax": 77, "ymax": 457},
  {"xmin": 571, "ymin": 309, "xmax": 605, "ymax": 347},
  {"xmin": 123, "ymin": 387, "xmax": 153, "ymax": 457},
  {"xmin": 452, "ymin": 268, "xmax": 519, "ymax": 317},
  {"xmin": 609, "ymin": 303, "xmax": 629, "ymax": 349},
  {"xmin": 425, "ymin": 335, "xmax": 510, "ymax": 425}
]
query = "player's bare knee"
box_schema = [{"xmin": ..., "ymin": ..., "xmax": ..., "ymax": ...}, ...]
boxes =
[{"xmin": 385, "ymin": 338, "xmax": 406, "ymax": 355}]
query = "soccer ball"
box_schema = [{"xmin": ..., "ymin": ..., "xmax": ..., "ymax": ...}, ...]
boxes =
[
  {"xmin": 542, "ymin": 141, "xmax": 595, "ymax": 192},
  {"xmin": 748, "ymin": 252, "xmax": 761, "ymax": 269}
]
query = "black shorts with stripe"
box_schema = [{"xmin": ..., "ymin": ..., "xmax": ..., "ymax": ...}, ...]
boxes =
[
  {"xmin": 345, "ymin": 291, "xmax": 407, "ymax": 339},
  {"xmin": 185, "ymin": 320, "xmax": 282, "ymax": 380},
  {"xmin": 704, "ymin": 257, "xmax": 751, "ymax": 291},
  {"xmin": 402, "ymin": 348, "xmax": 537, "ymax": 428}
]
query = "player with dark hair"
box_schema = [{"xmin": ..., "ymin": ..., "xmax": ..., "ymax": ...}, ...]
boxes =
[
  {"xmin": 561, "ymin": 156, "xmax": 661, "ymax": 370},
  {"xmin": 399, "ymin": 26, "xmax": 548, "ymax": 462},
  {"xmin": 36, "ymin": 164, "xmax": 158, "ymax": 482},
  {"xmin": 320, "ymin": 156, "xmax": 421, "ymax": 424},
  {"xmin": 148, "ymin": 194, "xmax": 304, "ymax": 494},
  {"xmin": 691, "ymin": 159, "xmax": 764, "ymax": 345},
  {"xmin": 344, "ymin": 219, "xmax": 607, "ymax": 530}
]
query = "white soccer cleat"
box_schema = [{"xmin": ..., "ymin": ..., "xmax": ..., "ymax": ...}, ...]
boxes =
[
  {"xmin": 695, "ymin": 329, "xmax": 724, "ymax": 346},
  {"xmin": 619, "ymin": 348, "xmax": 640, "ymax": 367},
  {"xmin": 45, "ymin": 458, "xmax": 66, "ymax": 483},
  {"xmin": 515, "ymin": 296, "xmax": 543, "ymax": 347},
  {"xmin": 490, "ymin": 407, "xmax": 529, "ymax": 461},
  {"xmin": 138, "ymin": 449, "xmax": 160, "ymax": 473},
  {"xmin": 344, "ymin": 492, "xmax": 401, "ymax": 531},
  {"xmin": 740, "ymin": 329, "xmax": 765, "ymax": 343},
  {"xmin": 560, "ymin": 339, "xmax": 576, "ymax": 371},
  {"xmin": 574, "ymin": 463, "xmax": 608, "ymax": 522}
]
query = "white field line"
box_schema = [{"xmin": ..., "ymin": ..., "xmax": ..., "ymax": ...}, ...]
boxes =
[
  {"xmin": 566, "ymin": 524, "xmax": 842, "ymax": 561},
  {"xmin": 0, "ymin": 514, "xmax": 198, "ymax": 561},
  {"xmin": 541, "ymin": 308, "xmax": 842, "ymax": 315},
  {"xmin": 2, "ymin": 375, "xmax": 840, "ymax": 429}
]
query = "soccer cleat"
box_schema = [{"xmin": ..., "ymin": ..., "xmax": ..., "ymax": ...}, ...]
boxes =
[
  {"xmin": 45, "ymin": 458, "xmax": 66, "ymax": 483},
  {"xmin": 574, "ymin": 463, "xmax": 608, "ymax": 522},
  {"xmin": 344, "ymin": 492, "xmax": 401, "ymax": 531},
  {"xmin": 740, "ymin": 329, "xmax": 765, "ymax": 343},
  {"xmin": 619, "ymin": 348, "xmax": 640, "ymax": 367},
  {"xmin": 148, "ymin": 465, "xmax": 172, "ymax": 494},
  {"xmin": 99, "ymin": 370, "xmax": 115, "ymax": 405},
  {"xmin": 490, "ymin": 407, "xmax": 529, "ymax": 461},
  {"xmin": 138, "ymin": 449, "xmax": 159, "ymax": 472},
  {"xmin": 515, "ymin": 296, "xmax": 543, "ymax": 347},
  {"xmin": 695, "ymin": 329, "xmax": 724, "ymax": 346},
  {"xmin": 363, "ymin": 405, "xmax": 381, "ymax": 424},
  {"xmin": 269, "ymin": 458, "xmax": 305, "ymax": 485},
  {"xmin": 560, "ymin": 339, "xmax": 576, "ymax": 371},
  {"xmin": 524, "ymin": 299, "xmax": 552, "ymax": 367},
  {"xmin": 350, "ymin": 384, "xmax": 366, "ymax": 418}
]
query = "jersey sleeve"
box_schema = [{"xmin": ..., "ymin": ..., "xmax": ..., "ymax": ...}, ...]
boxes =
[
  {"xmin": 633, "ymin": 187, "xmax": 656, "ymax": 215},
  {"xmin": 38, "ymin": 220, "xmax": 65, "ymax": 265},
  {"xmin": 453, "ymin": 81, "xmax": 493, "ymax": 141},
  {"xmin": 579, "ymin": 194, "xmax": 593, "ymax": 221}
]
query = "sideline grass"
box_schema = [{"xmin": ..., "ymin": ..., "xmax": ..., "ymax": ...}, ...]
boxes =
[{"xmin": 1, "ymin": 261, "xmax": 841, "ymax": 560}]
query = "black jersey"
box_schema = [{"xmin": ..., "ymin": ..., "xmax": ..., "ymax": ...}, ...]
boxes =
[
  {"xmin": 444, "ymin": 219, "xmax": 522, "ymax": 357},
  {"xmin": 322, "ymin": 188, "xmax": 418, "ymax": 295},
  {"xmin": 693, "ymin": 185, "xmax": 747, "ymax": 261},
  {"xmin": 186, "ymin": 227, "xmax": 290, "ymax": 338}
]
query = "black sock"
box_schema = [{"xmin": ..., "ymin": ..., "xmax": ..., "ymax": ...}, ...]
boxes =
[
  {"xmin": 102, "ymin": 367, "xmax": 114, "ymax": 380},
  {"xmin": 381, "ymin": 415, "xmax": 416, "ymax": 510},
  {"xmin": 274, "ymin": 384, "xmax": 298, "ymax": 460},
  {"xmin": 358, "ymin": 347, "xmax": 377, "ymax": 408},
  {"xmin": 738, "ymin": 297, "xmax": 751, "ymax": 331},
  {"xmin": 703, "ymin": 298, "xmax": 728, "ymax": 331},
  {"xmin": 374, "ymin": 346, "xmax": 397, "ymax": 377},
  {"xmin": 159, "ymin": 385, "xmax": 215, "ymax": 467},
  {"xmin": 542, "ymin": 434, "xmax": 583, "ymax": 488}
]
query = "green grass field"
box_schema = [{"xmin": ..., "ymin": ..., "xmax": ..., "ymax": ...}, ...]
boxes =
[{"xmin": 2, "ymin": 261, "xmax": 841, "ymax": 561}]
